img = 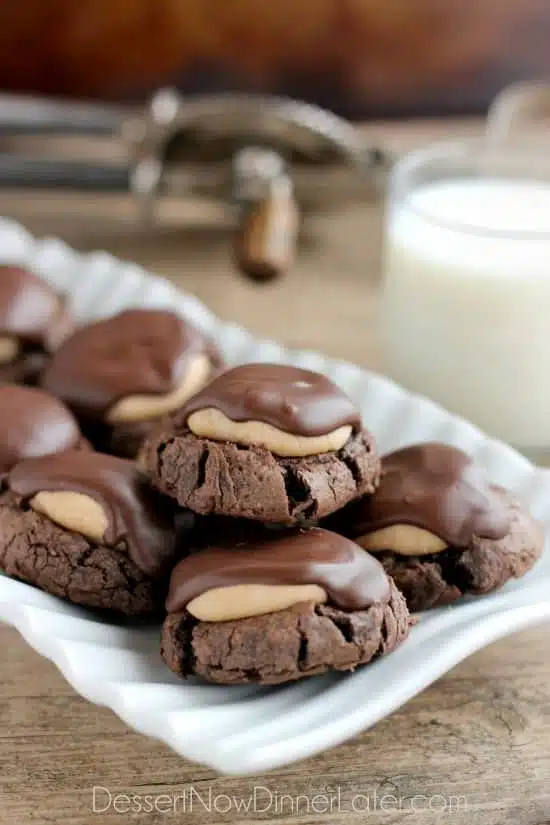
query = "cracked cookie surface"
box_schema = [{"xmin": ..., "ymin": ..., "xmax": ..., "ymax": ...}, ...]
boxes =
[
  {"xmin": 161, "ymin": 579, "xmax": 409, "ymax": 685},
  {"xmin": 0, "ymin": 502, "xmax": 165, "ymax": 615},
  {"xmin": 140, "ymin": 427, "xmax": 380, "ymax": 524}
]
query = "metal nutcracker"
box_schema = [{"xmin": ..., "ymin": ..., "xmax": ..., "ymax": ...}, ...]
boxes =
[{"xmin": 0, "ymin": 89, "xmax": 388, "ymax": 280}]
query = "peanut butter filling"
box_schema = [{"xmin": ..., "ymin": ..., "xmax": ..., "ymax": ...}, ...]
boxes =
[
  {"xmin": 187, "ymin": 583, "xmax": 327, "ymax": 621},
  {"xmin": 187, "ymin": 407, "xmax": 352, "ymax": 457},
  {"xmin": 106, "ymin": 354, "xmax": 212, "ymax": 423}
]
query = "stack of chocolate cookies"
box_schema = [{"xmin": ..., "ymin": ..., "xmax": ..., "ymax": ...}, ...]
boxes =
[
  {"xmin": 138, "ymin": 362, "xmax": 410, "ymax": 684},
  {"xmin": 0, "ymin": 266, "xmax": 543, "ymax": 687},
  {"xmin": 0, "ymin": 266, "xmax": 221, "ymax": 616}
]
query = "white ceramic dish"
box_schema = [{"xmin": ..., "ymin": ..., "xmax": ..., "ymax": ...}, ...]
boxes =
[{"xmin": 0, "ymin": 217, "xmax": 548, "ymax": 775}]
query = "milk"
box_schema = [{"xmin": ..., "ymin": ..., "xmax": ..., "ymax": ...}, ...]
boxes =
[{"xmin": 381, "ymin": 178, "xmax": 550, "ymax": 448}]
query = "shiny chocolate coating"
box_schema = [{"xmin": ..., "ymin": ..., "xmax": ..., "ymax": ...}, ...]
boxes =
[
  {"xmin": 0, "ymin": 385, "xmax": 83, "ymax": 474},
  {"xmin": 181, "ymin": 363, "xmax": 361, "ymax": 437},
  {"xmin": 348, "ymin": 443, "xmax": 511, "ymax": 547},
  {"xmin": 166, "ymin": 527, "xmax": 390, "ymax": 613},
  {"xmin": 41, "ymin": 309, "xmax": 219, "ymax": 419},
  {"xmin": 8, "ymin": 450, "xmax": 176, "ymax": 576},
  {"xmin": 0, "ymin": 265, "xmax": 67, "ymax": 350}
]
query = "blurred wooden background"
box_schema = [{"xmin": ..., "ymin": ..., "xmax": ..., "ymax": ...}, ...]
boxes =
[{"xmin": 1, "ymin": 0, "xmax": 550, "ymax": 117}]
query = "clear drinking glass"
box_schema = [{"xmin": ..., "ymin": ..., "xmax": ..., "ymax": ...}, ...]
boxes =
[{"xmin": 380, "ymin": 83, "xmax": 550, "ymax": 455}]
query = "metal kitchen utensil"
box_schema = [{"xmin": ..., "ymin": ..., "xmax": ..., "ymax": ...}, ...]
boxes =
[{"xmin": 0, "ymin": 89, "xmax": 389, "ymax": 280}]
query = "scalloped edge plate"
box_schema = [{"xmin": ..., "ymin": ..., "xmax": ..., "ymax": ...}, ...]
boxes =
[{"xmin": 0, "ymin": 217, "xmax": 548, "ymax": 775}]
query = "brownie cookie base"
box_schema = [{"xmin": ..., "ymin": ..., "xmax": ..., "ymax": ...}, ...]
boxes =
[
  {"xmin": 141, "ymin": 427, "xmax": 380, "ymax": 524},
  {"xmin": 181, "ymin": 513, "xmax": 292, "ymax": 552},
  {"xmin": 74, "ymin": 418, "xmax": 153, "ymax": 459},
  {"xmin": 107, "ymin": 419, "xmax": 156, "ymax": 459},
  {"xmin": 0, "ymin": 350, "xmax": 48, "ymax": 386},
  {"xmin": 161, "ymin": 580, "xmax": 409, "ymax": 685},
  {"xmin": 374, "ymin": 491, "xmax": 544, "ymax": 612},
  {"xmin": 0, "ymin": 501, "xmax": 166, "ymax": 615}
]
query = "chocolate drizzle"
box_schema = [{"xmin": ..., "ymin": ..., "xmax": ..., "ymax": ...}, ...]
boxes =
[
  {"xmin": 41, "ymin": 309, "xmax": 219, "ymax": 418},
  {"xmin": 348, "ymin": 443, "xmax": 511, "ymax": 547},
  {"xmin": 0, "ymin": 265, "xmax": 67, "ymax": 350},
  {"xmin": 0, "ymin": 386, "xmax": 82, "ymax": 474},
  {"xmin": 8, "ymin": 451, "xmax": 176, "ymax": 576},
  {"xmin": 166, "ymin": 527, "xmax": 390, "ymax": 613},
  {"xmin": 181, "ymin": 363, "xmax": 361, "ymax": 437}
]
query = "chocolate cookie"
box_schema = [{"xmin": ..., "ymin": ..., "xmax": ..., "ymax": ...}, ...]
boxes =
[
  {"xmin": 41, "ymin": 309, "xmax": 221, "ymax": 457},
  {"xmin": 0, "ymin": 265, "xmax": 72, "ymax": 385},
  {"xmin": 185, "ymin": 514, "xmax": 291, "ymax": 551},
  {"xmin": 161, "ymin": 527, "xmax": 410, "ymax": 685},
  {"xmin": 0, "ymin": 385, "xmax": 87, "ymax": 475},
  {"xmin": 0, "ymin": 450, "xmax": 178, "ymax": 614},
  {"xmin": 140, "ymin": 363, "xmax": 380, "ymax": 524},
  {"xmin": 330, "ymin": 443, "xmax": 544, "ymax": 611},
  {"xmin": 0, "ymin": 506, "xmax": 163, "ymax": 615}
]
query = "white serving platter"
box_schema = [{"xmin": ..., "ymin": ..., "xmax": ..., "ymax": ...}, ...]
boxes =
[{"xmin": 0, "ymin": 216, "xmax": 548, "ymax": 775}]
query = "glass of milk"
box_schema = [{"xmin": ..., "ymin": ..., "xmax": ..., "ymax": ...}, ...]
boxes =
[{"xmin": 380, "ymin": 137, "xmax": 550, "ymax": 453}]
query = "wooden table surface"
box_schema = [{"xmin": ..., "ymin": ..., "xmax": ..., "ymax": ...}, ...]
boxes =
[{"xmin": 0, "ymin": 119, "xmax": 548, "ymax": 825}]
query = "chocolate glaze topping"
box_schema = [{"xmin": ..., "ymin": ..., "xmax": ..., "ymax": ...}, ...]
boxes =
[
  {"xmin": 346, "ymin": 443, "xmax": 511, "ymax": 547},
  {"xmin": 8, "ymin": 451, "xmax": 176, "ymax": 576},
  {"xmin": 0, "ymin": 265, "xmax": 67, "ymax": 350},
  {"xmin": 180, "ymin": 363, "xmax": 361, "ymax": 437},
  {"xmin": 0, "ymin": 386, "xmax": 83, "ymax": 474},
  {"xmin": 166, "ymin": 527, "xmax": 390, "ymax": 613},
  {"xmin": 41, "ymin": 309, "xmax": 219, "ymax": 419}
]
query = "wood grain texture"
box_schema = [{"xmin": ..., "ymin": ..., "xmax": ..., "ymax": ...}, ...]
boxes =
[
  {"xmin": 0, "ymin": 1, "xmax": 550, "ymax": 116},
  {"xmin": 0, "ymin": 119, "xmax": 548, "ymax": 825}
]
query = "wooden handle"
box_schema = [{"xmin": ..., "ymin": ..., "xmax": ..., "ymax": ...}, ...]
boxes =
[{"xmin": 235, "ymin": 177, "xmax": 299, "ymax": 281}]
